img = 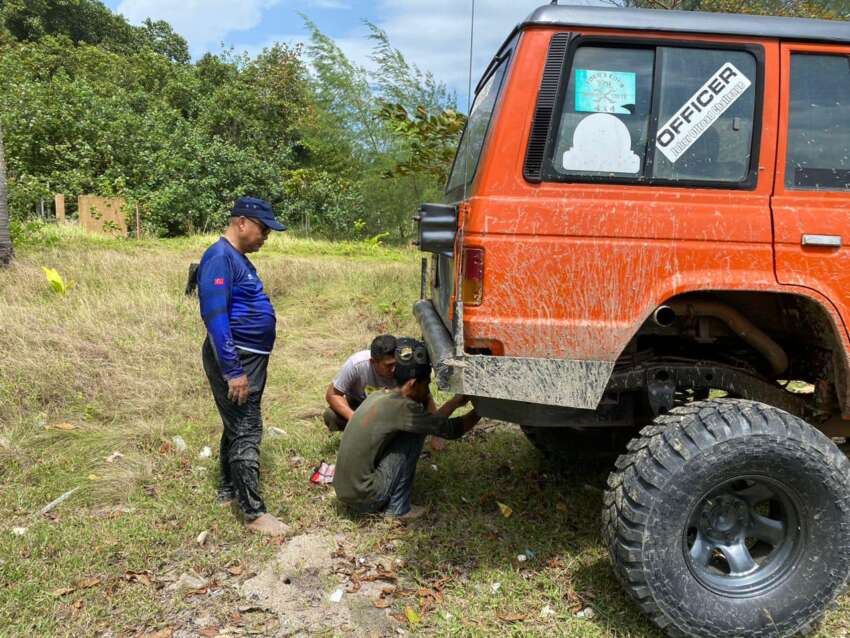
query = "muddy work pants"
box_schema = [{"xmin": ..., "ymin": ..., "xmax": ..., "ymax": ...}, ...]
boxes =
[
  {"xmin": 347, "ymin": 432, "xmax": 425, "ymax": 517},
  {"xmin": 202, "ymin": 337, "xmax": 268, "ymax": 521}
]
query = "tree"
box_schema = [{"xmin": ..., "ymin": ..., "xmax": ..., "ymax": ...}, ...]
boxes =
[
  {"xmin": 0, "ymin": 122, "xmax": 12, "ymax": 267},
  {"xmin": 1, "ymin": 0, "xmax": 138, "ymax": 51},
  {"xmin": 138, "ymin": 19, "xmax": 190, "ymax": 64},
  {"xmin": 379, "ymin": 104, "xmax": 465, "ymax": 181}
]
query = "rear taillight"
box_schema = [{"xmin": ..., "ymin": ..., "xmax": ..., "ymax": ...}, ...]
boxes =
[{"xmin": 462, "ymin": 248, "xmax": 484, "ymax": 306}]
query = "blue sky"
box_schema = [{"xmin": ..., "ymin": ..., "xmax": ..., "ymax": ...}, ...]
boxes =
[{"xmin": 103, "ymin": 0, "xmax": 607, "ymax": 108}]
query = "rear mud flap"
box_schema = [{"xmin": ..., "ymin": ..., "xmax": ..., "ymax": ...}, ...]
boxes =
[{"xmin": 414, "ymin": 299, "xmax": 613, "ymax": 410}]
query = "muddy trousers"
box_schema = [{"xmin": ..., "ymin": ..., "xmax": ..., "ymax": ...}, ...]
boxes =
[
  {"xmin": 202, "ymin": 337, "xmax": 268, "ymax": 521},
  {"xmin": 348, "ymin": 432, "xmax": 425, "ymax": 517}
]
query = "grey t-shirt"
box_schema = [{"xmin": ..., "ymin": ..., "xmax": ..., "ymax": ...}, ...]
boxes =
[{"xmin": 333, "ymin": 350, "xmax": 397, "ymax": 403}]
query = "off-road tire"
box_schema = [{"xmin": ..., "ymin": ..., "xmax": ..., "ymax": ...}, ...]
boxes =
[{"xmin": 603, "ymin": 399, "xmax": 850, "ymax": 638}]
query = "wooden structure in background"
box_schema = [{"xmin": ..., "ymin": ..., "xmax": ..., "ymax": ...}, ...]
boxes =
[
  {"xmin": 54, "ymin": 194, "xmax": 65, "ymax": 222},
  {"xmin": 78, "ymin": 195, "xmax": 127, "ymax": 237}
]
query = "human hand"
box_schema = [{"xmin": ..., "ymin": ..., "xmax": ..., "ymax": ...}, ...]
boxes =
[
  {"xmin": 453, "ymin": 394, "xmax": 471, "ymax": 407},
  {"xmin": 228, "ymin": 374, "xmax": 250, "ymax": 405}
]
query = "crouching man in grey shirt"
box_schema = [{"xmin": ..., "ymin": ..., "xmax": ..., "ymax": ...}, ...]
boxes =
[{"xmin": 324, "ymin": 335, "xmax": 399, "ymax": 432}]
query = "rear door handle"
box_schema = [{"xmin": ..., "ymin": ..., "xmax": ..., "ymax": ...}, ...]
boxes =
[{"xmin": 801, "ymin": 234, "xmax": 842, "ymax": 247}]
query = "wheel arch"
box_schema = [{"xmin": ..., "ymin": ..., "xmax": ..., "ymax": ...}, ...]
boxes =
[{"xmin": 629, "ymin": 288, "xmax": 850, "ymax": 417}]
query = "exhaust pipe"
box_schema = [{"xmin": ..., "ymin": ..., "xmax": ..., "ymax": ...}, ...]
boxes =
[
  {"xmin": 652, "ymin": 305, "xmax": 677, "ymax": 328},
  {"xmin": 652, "ymin": 300, "xmax": 789, "ymax": 376}
]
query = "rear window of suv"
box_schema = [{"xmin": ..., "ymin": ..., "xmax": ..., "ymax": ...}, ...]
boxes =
[
  {"xmin": 546, "ymin": 42, "xmax": 759, "ymax": 188},
  {"xmin": 446, "ymin": 56, "xmax": 510, "ymax": 199}
]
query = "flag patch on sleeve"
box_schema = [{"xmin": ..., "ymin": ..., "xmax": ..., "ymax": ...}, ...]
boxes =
[{"xmin": 214, "ymin": 278, "xmax": 225, "ymax": 286}]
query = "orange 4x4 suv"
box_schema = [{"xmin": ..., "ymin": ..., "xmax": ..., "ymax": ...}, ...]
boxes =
[{"xmin": 415, "ymin": 4, "xmax": 850, "ymax": 637}]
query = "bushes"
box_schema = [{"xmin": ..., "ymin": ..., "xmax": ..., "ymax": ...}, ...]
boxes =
[{"xmin": 0, "ymin": 3, "xmax": 463, "ymax": 242}]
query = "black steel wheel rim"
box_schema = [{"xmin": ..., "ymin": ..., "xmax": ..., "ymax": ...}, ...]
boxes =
[{"xmin": 683, "ymin": 475, "xmax": 802, "ymax": 597}]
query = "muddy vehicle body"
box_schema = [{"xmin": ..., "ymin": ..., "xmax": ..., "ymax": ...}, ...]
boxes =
[{"xmin": 415, "ymin": 5, "xmax": 850, "ymax": 637}]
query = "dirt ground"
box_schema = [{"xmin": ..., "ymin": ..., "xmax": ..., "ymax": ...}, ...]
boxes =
[{"xmin": 126, "ymin": 526, "xmax": 434, "ymax": 638}]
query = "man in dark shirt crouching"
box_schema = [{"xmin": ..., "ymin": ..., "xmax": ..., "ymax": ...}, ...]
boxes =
[{"xmin": 333, "ymin": 338, "xmax": 480, "ymax": 519}]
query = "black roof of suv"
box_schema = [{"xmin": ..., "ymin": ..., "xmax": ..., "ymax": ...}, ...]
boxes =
[{"xmin": 523, "ymin": 4, "xmax": 850, "ymax": 44}]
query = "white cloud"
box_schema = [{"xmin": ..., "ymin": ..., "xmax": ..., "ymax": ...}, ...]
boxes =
[
  {"xmin": 309, "ymin": 0, "xmax": 352, "ymax": 8},
  {"xmin": 116, "ymin": 0, "xmax": 283, "ymax": 54},
  {"xmin": 331, "ymin": 0, "xmax": 612, "ymax": 106}
]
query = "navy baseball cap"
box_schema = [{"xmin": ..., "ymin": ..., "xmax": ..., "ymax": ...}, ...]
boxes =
[{"xmin": 231, "ymin": 196, "xmax": 286, "ymax": 231}]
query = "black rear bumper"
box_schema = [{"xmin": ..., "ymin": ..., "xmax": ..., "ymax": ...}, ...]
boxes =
[{"xmin": 413, "ymin": 299, "xmax": 456, "ymax": 389}]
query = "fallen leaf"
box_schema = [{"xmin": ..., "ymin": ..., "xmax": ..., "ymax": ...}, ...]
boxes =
[
  {"xmin": 227, "ymin": 564, "xmax": 243, "ymax": 576},
  {"xmin": 71, "ymin": 599, "xmax": 84, "ymax": 613},
  {"xmin": 47, "ymin": 422, "xmax": 75, "ymax": 431},
  {"xmin": 373, "ymin": 598, "xmax": 391, "ymax": 609},
  {"xmin": 199, "ymin": 629, "xmax": 219, "ymax": 638},
  {"xmin": 381, "ymin": 585, "xmax": 396, "ymax": 595},
  {"xmin": 404, "ymin": 606, "xmax": 421, "ymax": 627},
  {"xmin": 87, "ymin": 474, "xmax": 100, "ymax": 481},
  {"xmin": 124, "ymin": 571, "xmax": 152, "ymax": 587},
  {"xmin": 140, "ymin": 629, "xmax": 174, "ymax": 638},
  {"xmin": 498, "ymin": 613, "xmax": 527, "ymax": 622},
  {"xmin": 347, "ymin": 574, "xmax": 361, "ymax": 593},
  {"xmin": 229, "ymin": 611, "xmax": 242, "ymax": 624},
  {"xmin": 196, "ymin": 530, "xmax": 209, "ymax": 546},
  {"xmin": 76, "ymin": 577, "xmax": 101, "ymax": 589},
  {"xmin": 431, "ymin": 576, "xmax": 452, "ymax": 591},
  {"xmin": 105, "ymin": 451, "xmax": 124, "ymax": 463},
  {"xmin": 52, "ymin": 587, "xmax": 76, "ymax": 597},
  {"xmin": 496, "ymin": 502, "xmax": 513, "ymax": 518}
]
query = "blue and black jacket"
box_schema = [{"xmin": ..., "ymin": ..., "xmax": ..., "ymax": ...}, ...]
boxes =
[{"xmin": 197, "ymin": 238, "xmax": 276, "ymax": 379}]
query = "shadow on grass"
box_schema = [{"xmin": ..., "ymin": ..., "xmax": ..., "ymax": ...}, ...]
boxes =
[{"xmin": 374, "ymin": 428, "xmax": 664, "ymax": 636}]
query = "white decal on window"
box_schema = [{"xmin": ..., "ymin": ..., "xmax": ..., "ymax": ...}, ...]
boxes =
[
  {"xmin": 563, "ymin": 113, "xmax": 640, "ymax": 174},
  {"xmin": 656, "ymin": 62, "xmax": 752, "ymax": 164}
]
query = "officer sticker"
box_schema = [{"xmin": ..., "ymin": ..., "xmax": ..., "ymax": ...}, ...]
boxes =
[{"xmin": 655, "ymin": 62, "xmax": 752, "ymax": 164}]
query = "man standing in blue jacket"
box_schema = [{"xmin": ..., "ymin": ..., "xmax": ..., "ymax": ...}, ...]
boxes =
[{"xmin": 198, "ymin": 196, "xmax": 288, "ymax": 536}]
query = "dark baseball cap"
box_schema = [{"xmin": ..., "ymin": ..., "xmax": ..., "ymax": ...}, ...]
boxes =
[{"xmin": 231, "ymin": 196, "xmax": 286, "ymax": 231}]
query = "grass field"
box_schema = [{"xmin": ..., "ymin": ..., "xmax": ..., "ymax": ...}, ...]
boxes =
[{"xmin": 1, "ymin": 226, "xmax": 848, "ymax": 637}]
